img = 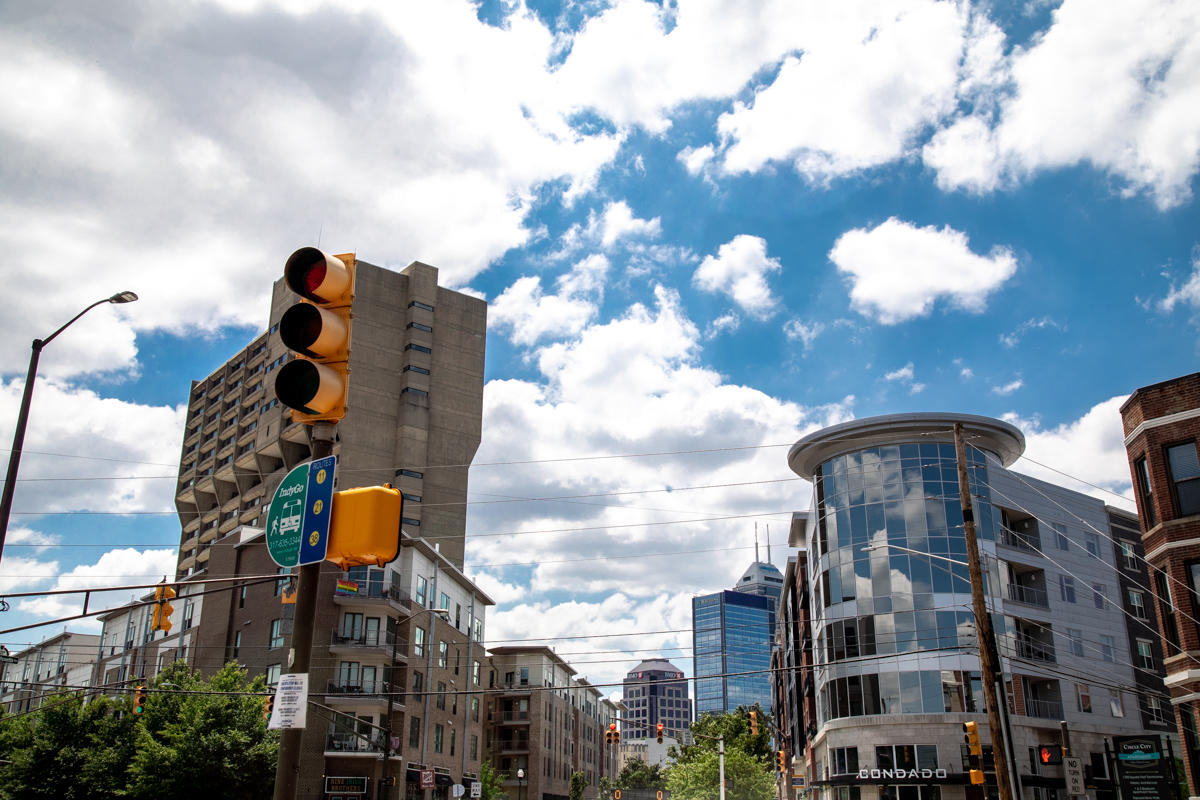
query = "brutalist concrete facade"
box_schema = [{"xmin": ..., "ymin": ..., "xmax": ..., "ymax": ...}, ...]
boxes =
[{"xmin": 171, "ymin": 257, "xmax": 489, "ymax": 799}]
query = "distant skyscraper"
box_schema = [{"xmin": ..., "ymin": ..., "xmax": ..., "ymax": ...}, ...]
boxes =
[
  {"xmin": 692, "ymin": 559, "xmax": 783, "ymax": 717},
  {"xmin": 621, "ymin": 658, "xmax": 692, "ymax": 739}
]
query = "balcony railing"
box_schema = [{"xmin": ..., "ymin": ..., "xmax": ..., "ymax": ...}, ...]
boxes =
[
  {"xmin": 326, "ymin": 732, "xmax": 383, "ymax": 753},
  {"xmin": 333, "ymin": 582, "xmax": 406, "ymax": 604},
  {"xmin": 1023, "ymin": 698, "xmax": 1063, "ymax": 719},
  {"xmin": 497, "ymin": 710, "xmax": 531, "ymax": 722},
  {"xmin": 1007, "ymin": 584, "xmax": 1049, "ymax": 608},
  {"xmin": 1016, "ymin": 637, "xmax": 1056, "ymax": 663},
  {"xmin": 1000, "ymin": 529, "xmax": 1041, "ymax": 552},
  {"xmin": 326, "ymin": 681, "xmax": 399, "ymax": 699},
  {"xmin": 330, "ymin": 631, "xmax": 404, "ymax": 652}
]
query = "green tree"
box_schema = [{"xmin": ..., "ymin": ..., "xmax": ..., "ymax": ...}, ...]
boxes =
[
  {"xmin": 0, "ymin": 691, "xmax": 137, "ymax": 800},
  {"xmin": 665, "ymin": 747, "xmax": 774, "ymax": 800},
  {"xmin": 477, "ymin": 761, "xmax": 509, "ymax": 800},
  {"xmin": 616, "ymin": 757, "xmax": 664, "ymax": 790},
  {"xmin": 125, "ymin": 661, "xmax": 278, "ymax": 800},
  {"xmin": 569, "ymin": 770, "xmax": 588, "ymax": 800},
  {"xmin": 669, "ymin": 706, "xmax": 772, "ymax": 768}
]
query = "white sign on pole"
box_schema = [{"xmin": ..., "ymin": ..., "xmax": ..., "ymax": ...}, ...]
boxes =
[
  {"xmin": 268, "ymin": 673, "xmax": 309, "ymax": 730},
  {"xmin": 1063, "ymin": 756, "xmax": 1085, "ymax": 797},
  {"xmin": 470, "ymin": 783, "xmax": 482, "ymax": 798},
  {"xmin": 453, "ymin": 784, "xmax": 465, "ymax": 798}
]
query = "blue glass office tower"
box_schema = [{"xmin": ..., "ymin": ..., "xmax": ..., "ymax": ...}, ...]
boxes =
[{"xmin": 693, "ymin": 561, "xmax": 783, "ymax": 717}]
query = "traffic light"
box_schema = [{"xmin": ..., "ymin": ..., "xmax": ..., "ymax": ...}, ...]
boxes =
[
  {"xmin": 962, "ymin": 721, "xmax": 982, "ymax": 756},
  {"xmin": 263, "ymin": 694, "xmax": 274, "ymax": 722},
  {"xmin": 133, "ymin": 686, "xmax": 148, "ymax": 715},
  {"xmin": 274, "ymin": 247, "xmax": 356, "ymax": 423},
  {"xmin": 325, "ymin": 484, "xmax": 404, "ymax": 569},
  {"xmin": 1038, "ymin": 744, "xmax": 1063, "ymax": 765},
  {"xmin": 151, "ymin": 583, "xmax": 176, "ymax": 632},
  {"xmin": 606, "ymin": 723, "xmax": 619, "ymax": 744},
  {"xmin": 970, "ymin": 768, "xmax": 986, "ymax": 785},
  {"xmin": 656, "ymin": 723, "xmax": 664, "ymax": 743},
  {"xmin": 777, "ymin": 751, "xmax": 787, "ymax": 773},
  {"xmin": 749, "ymin": 710, "xmax": 759, "ymax": 736}
]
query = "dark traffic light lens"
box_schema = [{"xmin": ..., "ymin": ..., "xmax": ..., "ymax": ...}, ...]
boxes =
[
  {"xmin": 285, "ymin": 247, "xmax": 328, "ymax": 302},
  {"xmin": 275, "ymin": 360, "xmax": 321, "ymax": 414}
]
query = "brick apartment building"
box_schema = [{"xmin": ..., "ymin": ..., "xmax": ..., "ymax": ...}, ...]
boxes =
[{"xmin": 1120, "ymin": 371, "xmax": 1200, "ymax": 794}]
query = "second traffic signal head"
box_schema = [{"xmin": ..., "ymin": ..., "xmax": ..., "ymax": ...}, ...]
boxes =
[
  {"xmin": 1038, "ymin": 744, "xmax": 1063, "ymax": 765},
  {"xmin": 749, "ymin": 710, "xmax": 759, "ymax": 736},
  {"xmin": 656, "ymin": 723, "xmax": 664, "ymax": 743},
  {"xmin": 326, "ymin": 485, "xmax": 404, "ymax": 569},
  {"xmin": 962, "ymin": 721, "xmax": 982, "ymax": 756},
  {"xmin": 151, "ymin": 584, "xmax": 176, "ymax": 633},
  {"xmin": 133, "ymin": 686, "xmax": 148, "ymax": 715},
  {"xmin": 275, "ymin": 248, "xmax": 356, "ymax": 423}
]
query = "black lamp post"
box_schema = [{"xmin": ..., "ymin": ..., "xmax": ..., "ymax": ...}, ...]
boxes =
[
  {"xmin": 0, "ymin": 291, "xmax": 138, "ymax": 565},
  {"xmin": 516, "ymin": 768, "xmax": 524, "ymax": 800}
]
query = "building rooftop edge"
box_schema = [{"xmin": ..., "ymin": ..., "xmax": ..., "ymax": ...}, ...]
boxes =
[{"xmin": 787, "ymin": 412, "xmax": 1025, "ymax": 477}]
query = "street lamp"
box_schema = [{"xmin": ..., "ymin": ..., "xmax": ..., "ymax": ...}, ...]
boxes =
[
  {"xmin": 383, "ymin": 606, "xmax": 450, "ymax": 800},
  {"xmin": 516, "ymin": 768, "xmax": 524, "ymax": 800},
  {"xmin": 0, "ymin": 291, "xmax": 138, "ymax": 565}
]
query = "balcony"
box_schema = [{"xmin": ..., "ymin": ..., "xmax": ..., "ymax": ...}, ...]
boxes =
[
  {"xmin": 1016, "ymin": 635, "xmax": 1056, "ymax": 663},
  {"xmin": 1007, "ymin": 584, "xmax": 1049, "ymax": 608},
  {"xmin": 1000, "ymin": 529, "xmax": 1040, "ymax": 552},
  {"xmin": 1023, "ymin": 698, "xmax": 1063, "ymax": 719},
  {"xmin": 329, "ymin": 631, "xmax": 404, "ymax": 657},
  {"xmin": 332, "ymin": 581, "xmax": 408, "ymax": 611},
  {"xmin": 496, "ymin": 736, "xmax": 530, "ymax": 754},
  {"xmin": 326, "ymin": 732, "xmax": 384, "ymax": 754}
]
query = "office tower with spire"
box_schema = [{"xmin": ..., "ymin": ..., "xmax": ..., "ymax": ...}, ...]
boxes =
[{"xmin": 692, "ymin": 530, "xmax": 783, "ymax": 717}]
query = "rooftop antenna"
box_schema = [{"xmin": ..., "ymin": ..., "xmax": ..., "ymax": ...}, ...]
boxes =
[
  {"xmin": 754, "ymin": 522, "xmax": 760, "ymax": 563},
  {"xmin": 766, "ymin": 524, "xmax": 771, "ymax": 562}
]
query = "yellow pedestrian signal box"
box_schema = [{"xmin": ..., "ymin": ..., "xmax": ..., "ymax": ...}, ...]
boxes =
[
  {"xmin": 325, "ymin": 485, "xmax": 404, "ymax": 569},
  {"xmin": 151, "ymin": 584, "xmax": 176, "ymax": 632},
  {"xmin": 275, "ymin": 248, "xmax": 356, "ymax": 424},
  {"xmin": 962, "ymin": 721, "xmax": 982, "ymax": 756},
  {"xmin": 970, "ymin": 769, "xmax": 986, "ymax": 785},
  {"xmin": 749, "ymin": 710, "xmax": 759, "ymax": 736}
]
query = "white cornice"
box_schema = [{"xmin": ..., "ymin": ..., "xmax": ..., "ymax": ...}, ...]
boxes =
[{"xmin": 1124, "ymin": 406, "xmax": 1200, "ymax": 447}]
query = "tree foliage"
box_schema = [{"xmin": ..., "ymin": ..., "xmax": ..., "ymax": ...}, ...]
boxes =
[
  {"xmin": 478, "ymin": 761, "xmax": 510, "ymax": 800},
  {"xmin": 569, "ymin": 771, "xmax": 588, "ymax": 800},
  {"xmin": 616, "ymin": 757, "xmax": 664, "ymax": 789},
  {"xmin": 663, "ymin": 707, "xmax": 775, "ymax": 800},
  {"xmin": 0, "ymin": 661, "xmax": 277, "ymax": 800},
  {"xmin": 669, "ymin": 706, "xmax": 772, "ymax": 768}
]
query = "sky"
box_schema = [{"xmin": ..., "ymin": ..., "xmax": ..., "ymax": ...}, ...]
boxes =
[{"xmin": 0, "ymin": 0, "xmax": 1197, "ymax": 694}]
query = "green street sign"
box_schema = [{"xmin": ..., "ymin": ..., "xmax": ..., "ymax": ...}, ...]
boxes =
[{"xmin": 266, "ymin": 456, "xmax": 336, "ymax": 567}]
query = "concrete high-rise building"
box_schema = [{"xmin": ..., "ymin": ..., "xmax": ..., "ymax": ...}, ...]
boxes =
[
  {"xmin": 780, "ymin": 412, "xmax": 1171, "ymax": 800},
  {"xmin": 692, "ymin": 559, "xmax": 783, "ymax": 717},
  {"xmin": 1120, "ymin": 372, "xmax": 1200, "ymax": 794},
  {"xmin": 162, "ymin": 257, "xmax": 490, "ymax": 799},
  {"xmin": 621, "ymin": 657, "xmax": 691, "ymax": 742},
  {"xmin": 0, "ymin": 631, "xmax": 99, "ymax": 714}
]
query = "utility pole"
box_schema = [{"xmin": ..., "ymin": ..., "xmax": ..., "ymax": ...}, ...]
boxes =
[
  {"xmin": 718, "ymin": 735, "xmax": 726, "ymax": 800},
  {"xmin": 953, "ymin": 422, "xmax": 1015, "ymax": 800},
  {"xmin": 272, "ymin": 420, "xmax": 335, "ymax": 800}
]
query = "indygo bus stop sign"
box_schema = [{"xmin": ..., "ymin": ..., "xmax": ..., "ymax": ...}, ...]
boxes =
[{"xmin": 266, "ymin": 456, "xmax": 336, "ymax": 567}]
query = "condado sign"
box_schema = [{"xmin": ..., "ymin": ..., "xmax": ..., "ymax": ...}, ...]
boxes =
[{"xmin": 856, "ymin": 769, "xmax": 949, "ymax": 781}]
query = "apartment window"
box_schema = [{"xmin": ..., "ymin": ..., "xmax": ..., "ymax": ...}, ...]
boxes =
[
  {"xmin": 1110, "ymin": 690, "xmax": 1125, "ymax": 717},
  {"xmin": 409, "ymin": 716, "xmax": 421, "ymax": 749},
  {"xmin": 413, "ymin": 627, "xmax": 425, "ymax": 657},
  {"xmin": 831, "ymin": 747, "xmax": 859, "ymax": 775},
  {"xmin": 403, "ymin": 342, "xmax": 431, "ymax": 354},
  {"xmin": 437, "ymin": 682, "xmax": 447, "ymax": 710},
  {"xmin": 232, "ymin": 631, "xmax": 242, "ymax": 658},
  {"xmin": 1135, "ymin": 457, "xmax": 1157, "ymax": 526},
  {"xmin": 402, "ymin": 493, "xmax": 422, "ymax": 503},
  {"xmin": 1059, "ymin": 575, "xmax": 1076, "ymax": 603},
  {"xmin": 413, "ymin": 670, "xmax": 424, "ymax": 693},
  {"xmin": 1136, "ymin": 639, "xmax": 1156, "ymax": 670},
  {"xmin": 440, "ymin": 592, "xmax": 450, "ymax": 610},
  {"xmin": 1066, "ymin": 628, "xmax": 1085, "ymax": 657},
  {"xmin": 1054, "ymin": 523, "xmax": 1069, "ymax": 550},
  {"xmin": 1092, "ymin": 583, "xmax": 1105, "ymax": 610},
  {"xmin": 398, "ymin": 468, "xmax": 424, "ymax": 479},
  {"xmin": 407, "ymin": 322, "xmax": 433, "ymax": 333},
  {"xmin": 470, "ymin": 734, "xmax": 479, "ymax": 760},
  {"xmin": 1100, "ymin": 634, "xmax": 1115, "ymax": 662},
  {"xmin": 274, "ymin": 567, "xmax": 290, "ymax": 597},
  {"xmin": 1156, "ymin": 568, "xmax": 1181, "ymax": 651},
  {"xmin": 1168, "ymin": 442, "xmax": 1200, "ymax": 516},
  {"xmin": 1120, "ymin": 541, "xmax": 1139, "ymax": 570},
  {"xmin": 409, "ymin": 301, "xmax": 435, "ymax": 312},
  {"xmin": 416, "ymin": 576, "xmax": 428, "ymax": 607},
  {"xmin": 1129, "ymin": 589, "xmax": 1147, "ymax": 619},
  {"xmin": 238, "ymin": 586, "xmax": 247, "ymax": 608},
  {"xmin": 1085, "ymin": 533, "xmax": 1101, "ymax": 557},
  {"xmin": 450, "ymin": 729, "xmax": 456, "ymax": 757},
  {"xmin": 438, "ymin": 641, "xmax": 448, "ymax": 669},
  {"xmin": 266, "ymin": 663, "xmax": 281, "ymax": 686},
  {"xmin": 471, "ymin": 696, "xmax": 480, "ymax": 722},
  {"xmin": 403, "ymin": 365, "xmax": 430, "ymax": 375},
  {"xmin": 1147, "ymin": 696, "xmax": 1169, "ymax": 724},
  {"xmin": 473, "ymin": 660, "xmax": 481, "ymax": 686},
  {"xmin": 1076, "ymin": 684, "xmax": 1092, "ymax": 713},
  {"xmin": 434, "ymin": 724, "xmax": 444, "ymax": 753},
  {"xmin": 269, "ymin": 619, "xmax": 284, "ymax": 648}
]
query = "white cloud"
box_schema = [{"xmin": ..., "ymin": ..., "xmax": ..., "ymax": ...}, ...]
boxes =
[
  {"xmin": 992, "ymin": 379, "xmax": 1024, "ymax": 396},
  {"xmin": 961, "ymin": 367, "xmax": 974, "ymax": 379},
  {"xmin": 0, "ymin": 380, "xmax": 185, "ymax": 515},
  {"xmin": 718, "ymin": 1, "xmax": 968, "ymax": 179},
  {"xmin": 705, "ymin": 312, "xmax": 741, "ymax": 339},
  {"xmin": 829, "ymin": 217, "xmax": 1018, "ymax": 324},
  {"xmin": 677, "ymin": 144, "xmax": 715, "ymax": 175},
  {"xmin": 783, "ymin": 319, "xmax": 823, "ymax": 351},
  {"xmin": 883, "ymin": 362, "xmax": 925, "ymax": 394},
  {"xmin": 597, "ymin": 201, "xmax": 662, "ymax": 248},
  {"xmin": 16, "ymin": 548, "xmax": 179, "ymax": 626},
  {"xmin": 1160, "ymin": 252, "xmax": 1200, "ymax": 313},
  {"xmin": 692, "ymin": 235, "xmax": 781, "ymax": 319},
  {"xmin": 925, "ymin": 0, "xmax": 1200, "ymax": 209},
  {"xmin": 999, "ymin": 316, "xmax": 1064, "ymax": 348},
  {"xmin": 489, "ymin": 255, "xmax": 610, "ymax": 346},
  {"xmin": 1004, "ymin": 395, "xmax": 1135, "ymax": 510}
]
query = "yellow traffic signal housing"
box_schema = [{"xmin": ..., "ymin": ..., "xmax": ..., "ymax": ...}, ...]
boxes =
[
  {"xmin": 962, "ymin": 721, "xmax": 982, "ymax": 756},
  {"xmin": 606, "ymin": 723, "xmax": 619, "ymax": 744},
  {"xmin": 133, "ymin": 686, "xmax": 148, "ymax": 715},
  {"xmin": 970, "ymin": 769, "xmax": 986, "ymax": 785},
  {"xmin": 263, "ymin": 694, "xmax": 274, "ymax": 722},
  {"xmin": 656, "ymin": 723, "xmax": 664, "ymax": 743},
  {"xmin": 325, "ymin": 484, "xmax": 404, "ymax": 569},
  {"xmin": 749, "ymin": 710, "xmax": 759, "ymax": 736},
  {"xmin": 275, "ymin": 248, "xmax": 356, "ymax": 423},
  {"xmin": 151, "ymin": 584, "xmax": 176, "ymax": 632},
  {"xmin": 777, "ymin": 751, "xmax": 787, "ymax": 773}
]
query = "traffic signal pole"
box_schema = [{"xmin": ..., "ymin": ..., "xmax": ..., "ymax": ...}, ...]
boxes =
[
  {"xmin": 953, "ymin": 423, "xmax": 1015, "ymax": 800},
  {"xmin": 272, "ymin": 420, "xmax": 335, "ymax": 800}
]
